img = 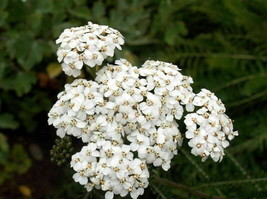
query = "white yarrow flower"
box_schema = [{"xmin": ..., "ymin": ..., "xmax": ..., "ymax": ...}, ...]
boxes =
[
  {"xmin": 49, "ymin": 43, "xmax": 238, "ymax": 199},
  {"xmin": 184, "ymin": 89, "xmax": 238, "ymax": 162},
  {"xmin": 56, "ymin": 22, "xmax": 124, "ymax": 77}
]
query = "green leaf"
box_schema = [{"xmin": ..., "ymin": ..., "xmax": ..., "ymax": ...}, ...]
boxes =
[
  {"xmin": 242, "ymin": 76, "xmax": 267, "ymax": 96},
  {"xmin": 35, "ymin": 0, "xmax": 54, "ymax": 14},
  {"xmin": 92, "ymin": 1, "xmax": 105, "ymax": 20},
  {"xmin": 74, "ymin": 0, "xmax": 87, "ymax": 5},
  {"xmin": 0, "ymin": 62, "xmax": 7, "ymax": 80},
  {"xmin": 29, "ymin": 11, "xmax": 43, "ymax": 33},
  {"xmin": 165, "ymin": 25, "xmax": 178, "ymax": 45},
  {"xmin": 0, "ymin": 72, "xmax": 37, "ymax": 96},
  {"xmin": 6, "ymin": 0, "xmax": 27, "ymax": 24},
  {"xmin": 0, "ymin": 133, "xmax": 9, "ymax": 164},
  {"xmin": 0, "ymin": 113, "xmax": 19, "ymax": 129},
  {"xmin": 206, "ymin": 54, "xmax": 238, "ymax": 71},
  {"xmin": 7, "ymin": 32, "xmax": 32, "ymax": 58},
  {"xmin": 68, "ymin": 7, "xmax": 90, "ymax": 20},
  {"xmin": 7, "ymin": 32, "xmax": 37, "ymax": 70},
  {"xmin": 8, "ymin": 144, "xmax": 31, "ymax": 174},
  {"xmin": 22, "ymin": 41, "xmax": 44, "ymax": 70},
  {"xmin": 0, "ymin": 0, "xmax": 8, "ymax": 9},
  {"xmin": 0, "ymin": 11, "xmax": 8, "ymax": 27},
  {"xmin": 14, "ymin": 72, "xmax": 36, "ymax": 96},
  {"xmin": 164, "ymin": 21, "xmax": 187, "ymax": 45},
  {"xmin": 0, "ymin": 144, "xmax": 32, "ymax": 184}
]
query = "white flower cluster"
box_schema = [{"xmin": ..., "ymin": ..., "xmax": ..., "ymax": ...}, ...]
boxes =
[
  {"xmin": 184, "ymin": 89, "xmax": 238, "ymax": 162},
  {"xmin": 95, "ymin": 59, "xmax": 194, "ymax": 171},
  {"xmin": 56, "ymin": 22, "xmax": 124, "ymax": 77},
  {"xmin": 48, "ymin": 59, "xmax": 200, "ymax": 198},
  {"xmin": 49, "ymin": 20, "xmax": 238, "ymax": 199},
  {"xmin": 71, "ymin": 141, "xmax": 149, "ymax": 199}
]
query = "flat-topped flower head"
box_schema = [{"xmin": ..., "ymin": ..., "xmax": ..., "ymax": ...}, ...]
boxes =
[
  {"xmin": 184, "ymin": 89, "xmax": 238, "ymax": 162},
  {"xmin": 49, "ymin": 36, "xmax": 238, "ymax": 198},
  {"xmin": 70, "ymin": 140, "xmax": 149, "ymax": 199},
  {"xmin": 56, "ymin": 22, "xmax": 124, "ymax": 77}
]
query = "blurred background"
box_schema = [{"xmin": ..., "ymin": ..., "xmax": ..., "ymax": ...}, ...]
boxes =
[{"xmin": 0, "ymin": 0, "xmax": 267, "ymax": 198}]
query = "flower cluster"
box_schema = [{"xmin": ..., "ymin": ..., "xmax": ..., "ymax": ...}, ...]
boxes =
[
  {"xmin": 56, "ymin": 22, "xmax": 124, "ymax": 77},
  {"xmin": 49, "ymin": 22, "xmax": 238, "ymax": 199},
  {"xmin": 71, "ymin": 141, "xmax": 149, "ymax": 199},
  {"xmin": 184, "ymin": 89, "xmax": 238, "ymax": 162},
  {"xmin": 48, "ymin": 59, "xmax": 197, "ymax": 198},
  {"xmin": 95, "ymin": 59, "xmax": 194, "ymax": 170},
  {"xmin": 48, "ymin": 59, "xmax": 190, "ymax": 167}
]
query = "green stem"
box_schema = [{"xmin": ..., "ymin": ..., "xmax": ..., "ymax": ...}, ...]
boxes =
[
  {"xmin": 83, "ymin": 192, "xmax": 89, "ymax": 199},
  {"xmin": 152, "ymin": 177, "xmax": 228, "ymax": 199},
  {"xmin": 86, "ymin": 67, "xmax": 96, "ymax": 79},
  {"xmin": 151, "ymin": 184, "xmax": 168, "ymax": 199},
  {"xmin": 226, "ymin": 152, "xmax": 261, "ymax": 191},
  {"xmin": 180, "ymin": 149, "xmax": 225, "ymax": 196},
  {"xmin": 214, "ymin": 73, "xmax": 267, "ymax": 91},
  {"xmin": 227, "ymin": 90, "xmax": 267, "ymax": 107},
  {"xmin": 175, "ymin": 53, "xmax": 267, "ymax": 61},
  {"xmin": 95, "ymin": 65, "xmax": 100, "ymax": 73},
  {"xmin": 195, "ymin": 178, "xmax": 267, "ymax": 189}
]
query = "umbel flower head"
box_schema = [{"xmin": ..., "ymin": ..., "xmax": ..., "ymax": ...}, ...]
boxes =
[
  {"xmin": 48, "ymin": 22, "xmax": 238, "ymax": 199},
  {"xmin": 184, "ymin": 89, "xmax": 238, "ymax": 162},
  {"xmin": 56, "ymin": 22, "xmax": 124, "ymax": 77},
  {"xmin": 48, "ymin": 59, "xmax": 187, "ymax": 172}
]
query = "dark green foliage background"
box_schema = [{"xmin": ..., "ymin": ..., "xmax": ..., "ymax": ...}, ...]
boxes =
[{"xmin": 0, "ymin": 0, "xmax": 266, "ymax": 198}]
